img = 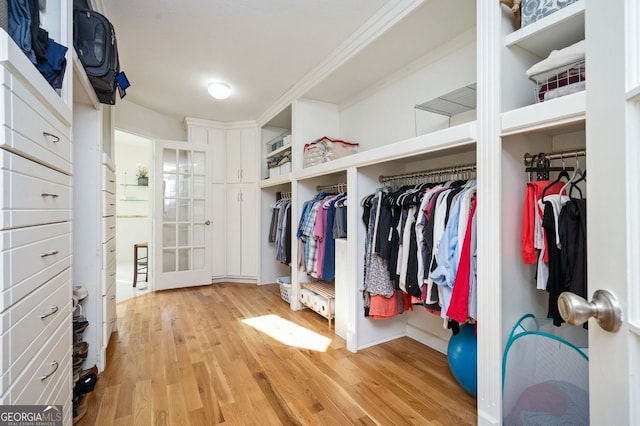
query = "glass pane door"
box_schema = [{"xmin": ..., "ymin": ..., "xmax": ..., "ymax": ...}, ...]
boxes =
[{"xmin": 155, "ymin": 141, "xmax": 211, "ymax": 290}]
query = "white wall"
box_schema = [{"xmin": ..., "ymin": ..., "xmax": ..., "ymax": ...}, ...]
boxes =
[
  {"xmin": 115, "ymin": 100, "xmax": 186, "ymax": 141},
  {"xmin": 340, "ymin": 35, "xmax": 476, "ymax": 151}
]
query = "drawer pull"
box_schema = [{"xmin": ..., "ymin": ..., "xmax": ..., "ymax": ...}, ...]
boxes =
[
  {"xmin": 42, "ymin": 132, "xmax": 60, "ymax": 144},
  {"xmin": 40, "ymin": 305, "xmax": 59, "ymax": 319},
  {"xmin": 41, "ymin": 250, "xmax": 59, "ymax": 258},
  {"xmin": 41, "ymin": 193, "xmax": 59, "ymax": 198},
  {"xmin": 40, "ymin": 360, "xmax": 59, "ymax": 381}
]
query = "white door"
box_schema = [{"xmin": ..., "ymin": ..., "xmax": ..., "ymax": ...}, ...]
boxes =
[
  {"xmin": 580, "ymin": 1, "xmax": 639, "ymax": 424},
  {"xmin": 239, "ymin": 183, "xmax": 257, "ymax": 276},
  {"xmin": 211, "ymin": 183, "xmax": 226, "ymax": 279},
  {"xmin": 154, "ymin": 140, "xmax": 213, "ymax": 290},
  {"xmin": 226, "ymin": 184, "xmax": 242, "ymax": 276}
]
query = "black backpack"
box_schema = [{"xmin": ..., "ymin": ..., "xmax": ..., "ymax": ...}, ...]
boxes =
[{"xmin": 73, "ymin": 9, "xmax": 129, "ymax": 104}]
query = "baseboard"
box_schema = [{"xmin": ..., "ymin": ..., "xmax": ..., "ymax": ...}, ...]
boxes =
[
  {"xmin": 406, "ymin": 323, "xmax": 448, "ymax": 354},
  {"xmin": 211, "ymin": 277, "xmax": 257, "ymax": 284}
]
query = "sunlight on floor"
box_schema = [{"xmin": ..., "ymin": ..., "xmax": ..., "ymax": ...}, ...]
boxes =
[{"xmin": 242, "ymin": 314, "xmax": 331, "ymax": 352}]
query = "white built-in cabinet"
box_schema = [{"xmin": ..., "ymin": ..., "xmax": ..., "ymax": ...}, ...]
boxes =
[
  {"xmin": 226, "ymin": 183, "xmax": 257, "ymax": 278},
  {"xmin": 187, "ymin": 122, "xmax": 226, "ymax": 183},
  {"xmin": 185, "ymin": 119, "xmax": 259, "ymax": 282},
  {"xmin": 72, "ymin": 53, "xmax": 116, "ymax": 375},
  {"xmin": 226, "ymin": 127, "xmax": 257, "ymax": 183},
  {"xmin": 0, "ymin": 2, "xmax": 74, "ymax": 423}
]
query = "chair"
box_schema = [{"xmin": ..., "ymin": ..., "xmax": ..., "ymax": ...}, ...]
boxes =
[{"xmin": 133, "ymin": 242, "xmax": 148, "ymax": 287}]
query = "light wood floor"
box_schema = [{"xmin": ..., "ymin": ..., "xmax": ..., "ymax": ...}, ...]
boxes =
[{"xmin": 77, "ymin": 283, "xmax": 477, "ymax": 425}]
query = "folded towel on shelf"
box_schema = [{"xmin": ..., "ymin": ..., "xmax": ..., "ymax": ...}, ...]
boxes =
[{"xmin": 526, "ymin": 40, "xmax": 585, "ymax": 82}]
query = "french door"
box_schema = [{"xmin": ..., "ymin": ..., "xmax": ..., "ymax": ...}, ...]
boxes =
[{"xmin": 153, "ymin": 140, "xmax": 213, "ymax": 290}]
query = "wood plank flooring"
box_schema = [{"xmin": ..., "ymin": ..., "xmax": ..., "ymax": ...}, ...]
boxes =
[{"xmin": 76, "ymin": 283, "xmax": 477, "ymax": 425}]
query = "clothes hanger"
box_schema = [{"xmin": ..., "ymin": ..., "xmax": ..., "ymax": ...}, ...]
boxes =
[
  {"xmin": 525, "ymin": 152, "xmax": 574, "ymax": 182},
  {"xmin": 560, "ymin": 153, "xmax": 584, "ymax": 200},
  {"xmin": 541, "ymin": 154, "xmax": 572, "ymax": 200}
]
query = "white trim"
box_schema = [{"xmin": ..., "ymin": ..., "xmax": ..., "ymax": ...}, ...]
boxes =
[{"xmin": 476, "ymin": 1, "xmax": 503, "ymax": 423}]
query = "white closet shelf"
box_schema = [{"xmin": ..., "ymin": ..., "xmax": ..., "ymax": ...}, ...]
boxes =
[
  {"xmin": 294, "ymin": 121, "xmax": 477, "ymax": 181},
  {"xmin": 72, "ymin": 50, "xmax": 100, "ymax": 110},
  {"xmin": 260, "ymin": 174, "xmax": 291, "ymax": 188},
  {"xmin": 501, "ymin": 91, "xmax": 585, "ymax": 136},
  {"xmin": 505, "ymin": 0, "xmax": 585, "ymax": 58},
  {"xmin": 265, "ymin": 143, "xmax": 292, "ymax": 159}
]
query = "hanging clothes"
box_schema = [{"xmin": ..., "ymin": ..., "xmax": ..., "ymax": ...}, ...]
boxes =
[
  {"xmin": 521, "ymin": 166, "xmax": 588, "ymax": 327},
  {"xmin": 297, "ymin": 191, "xmax": 347, "ymax": 281},
  {"xmin": 361, "ymin": 177, "xmax": 478, "ymax": 326},
  {"xmin": 269, "ymin": 197, "xmax": 292, "ymax": 265}
]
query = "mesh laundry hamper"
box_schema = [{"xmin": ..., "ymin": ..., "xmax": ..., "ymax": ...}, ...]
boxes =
[{"xmin": 502, "ymin": 314, "xmax": 589, "ymax": 426}]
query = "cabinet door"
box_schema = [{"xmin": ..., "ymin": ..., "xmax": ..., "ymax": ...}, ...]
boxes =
[
  {"xmin": 211, "ymin": 184, "xmax": 226, "ymax": 278},
  {"xmin": 239, "ymin": 128, "xmax": 257, "ymax": 182},
  {"xmin": 226, "ymin": 184, "xmax": 242, "ymax": 275},
  {"xmin": 239, "ymin": 183, "xmax": 256, "ymax": 277},
  {"xmin": 226, "ymin": 129, "xmax": 242, "ymax": 183},
  {"xmin": 208, "ymin": 128, "xmax": 226, "ymax": 183}
]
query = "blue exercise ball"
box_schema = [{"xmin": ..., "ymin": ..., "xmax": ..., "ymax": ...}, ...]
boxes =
[{"xmin": 447, "ymin": 323, "xmax": 477, "ymax": 398}]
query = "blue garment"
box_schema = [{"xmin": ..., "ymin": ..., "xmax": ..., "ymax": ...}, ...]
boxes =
[
  {"xmin": 35, "ymin": 38, "xmax": 67, "ymax": 89},
  {"xmin": 321, "ymin": 198, "xmax": 338, "ymax": 281},
  {"xmin": 8, "ymin": 0, "xmax": 36, "ymax": 63}
]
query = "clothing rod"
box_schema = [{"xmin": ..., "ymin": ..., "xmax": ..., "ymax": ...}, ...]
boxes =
[
  {"xmin": 316, "ymin": 183, "xmax": 347, "ymax": 193},
  {"xmin": 278, "ymin": 191, "xmax": 291, "ymax": 199},
  {"xmin": 378, "ymin": 163, "xmax": 476, "ymax": 183},
  {"xmin": 523, "ymin": 149, "xmax": 586, "ymax": 166}
]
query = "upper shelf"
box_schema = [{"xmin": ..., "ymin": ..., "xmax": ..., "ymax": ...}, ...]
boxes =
[
  {"xmin": 501, "ymin": 90, "xmax": 585, "ymax": 136},
  {"xmin": 295, "ymin": 121, "xmax": 477, "ymax": 181},
  {"xmin": 505, "ymin": 0, "xmax": 585, "ymax": 58}
]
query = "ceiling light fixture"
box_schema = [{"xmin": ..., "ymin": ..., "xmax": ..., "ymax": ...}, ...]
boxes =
[{"xmin": 208, "ymin": 81, "xmax": 231, "ymax": 100}]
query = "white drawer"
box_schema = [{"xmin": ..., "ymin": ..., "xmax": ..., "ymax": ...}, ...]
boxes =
[
  {"xmin": 103, "ymin": 191, "xmax": 116, "ymax": 217},
  {"xmin": 102, "ymin": 165, "xmax": 116, "ymax": 194},
  {"xmin": 10, "ymin": 70, "xmax": 71, "ymax": 140},
  {"xmin": 37, "ymin": 356, "xmax": 70, "ymax": 412},
  {"xmin": 102, "ymin": 216, "xmax": 116, "ymax": 243},
  {"xmin": 0, "ymin": 150, "xmax": 72, "ymax": 230},
  {"xmin": 101, "ymin": 256, "xmax": 116, "ymax": 296},
  {"xmin": 9, "ymin": 316, "xmax": 71, "ymax": 405},
  {"xmin": 9, "ymin": 95, "xmax": 72, "ymax": 175},
  {"xmin": 0, "ymin": 269, "xmax": 70, "ymax": 394},
  {"xmin": 0, "ymin": 222, "xmax": 71, "ymax": 311},
  {"xmin": 102, "ymin": 236, "xmax": 116, "ymax": 267},
  {"xmin": 103, "ymin": 283, "xmax": 116, "ymax": 347},
  {"xmin": 0, "ymin": 69, "xmax": 72, "ymax": 175}
]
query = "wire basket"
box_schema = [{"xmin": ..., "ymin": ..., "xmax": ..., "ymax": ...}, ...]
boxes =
[{"xmin": 531, "ymin": 59, "xmax": 585, "ymax": 103}]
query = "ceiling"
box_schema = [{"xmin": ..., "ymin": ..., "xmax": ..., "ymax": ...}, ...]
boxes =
[{"xmin": 101, "ymin": 0, "xmax": 390, "ymax": 124}]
